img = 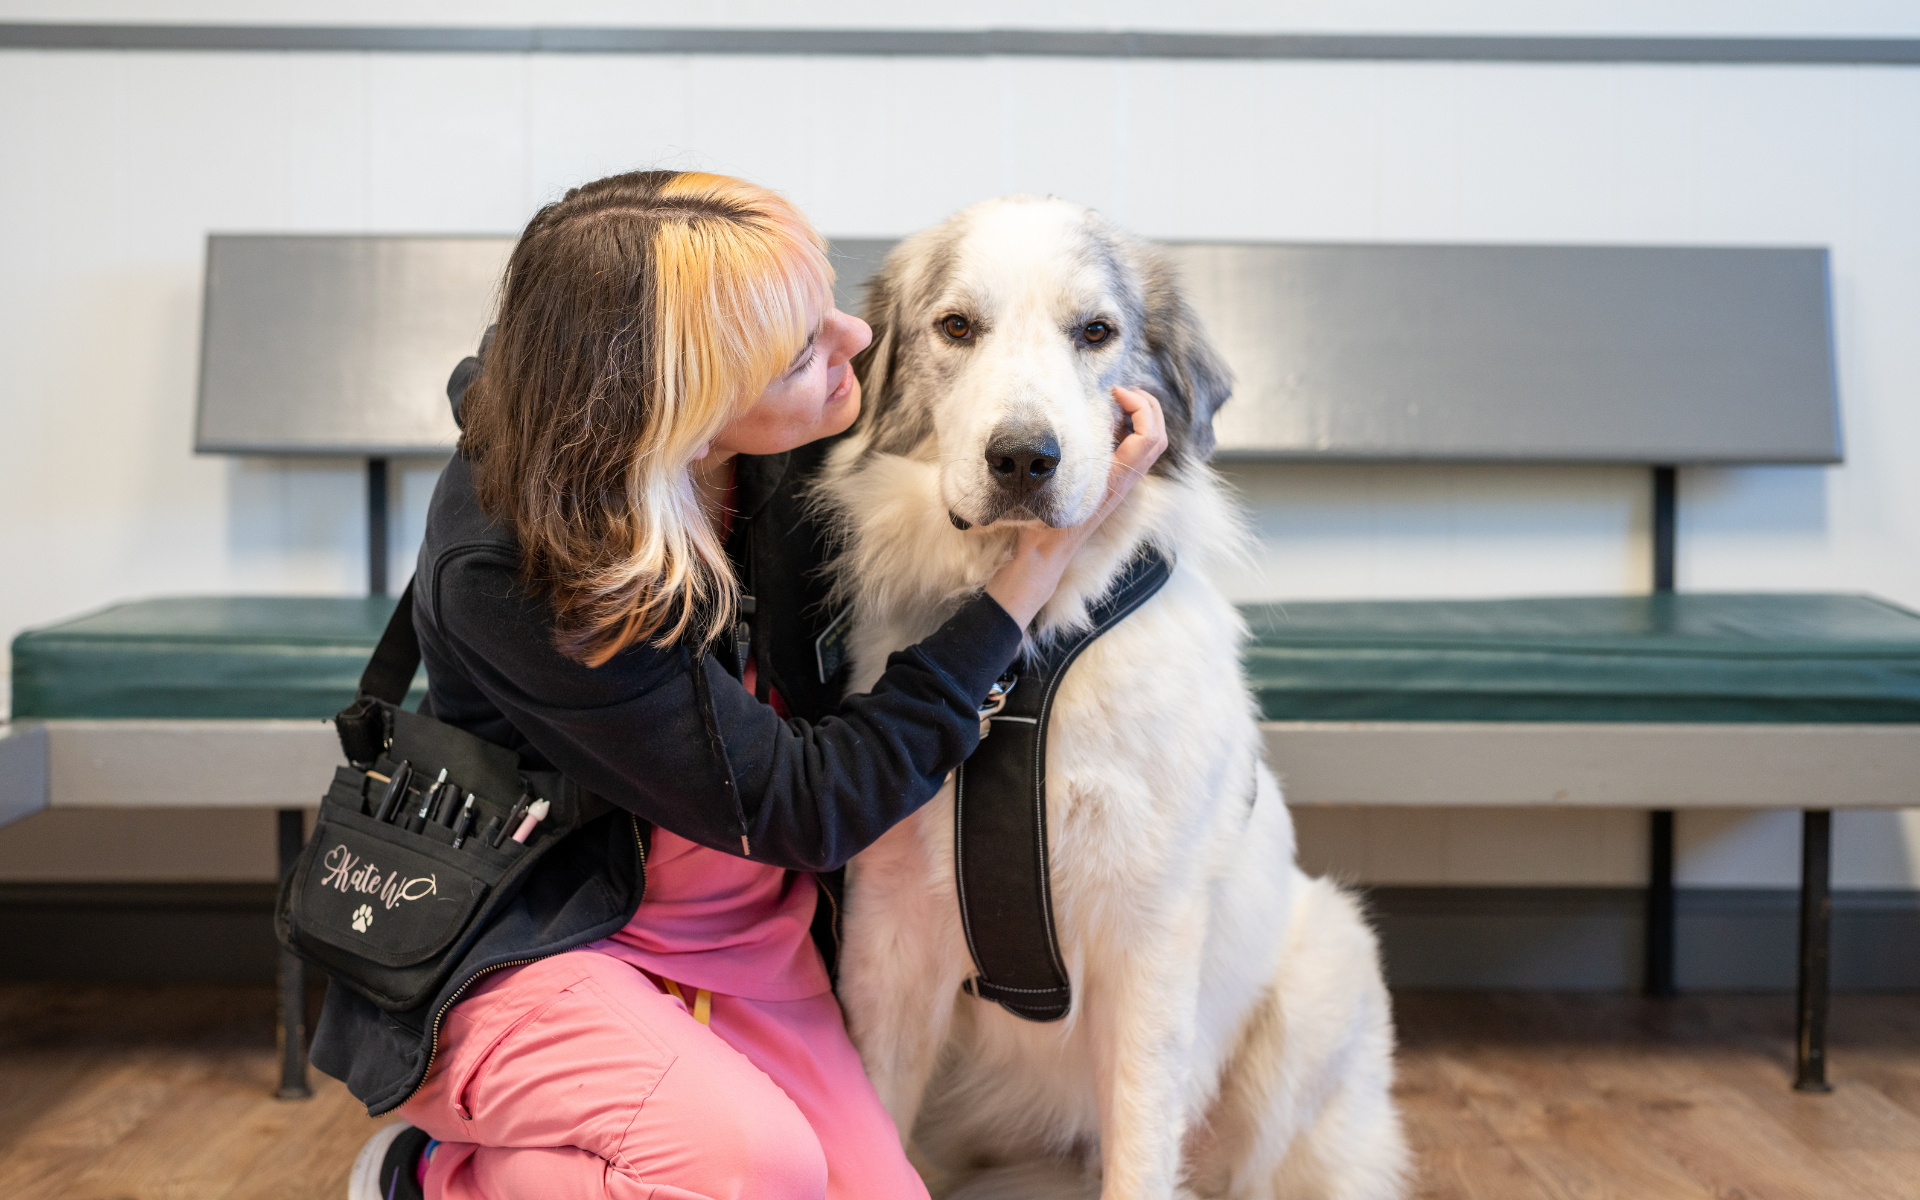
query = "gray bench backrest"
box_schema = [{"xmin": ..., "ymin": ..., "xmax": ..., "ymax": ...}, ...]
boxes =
[
  {"xmin": 197, "ymin": 235, "xmax": 512, "ymax": 456},
  {"xmin": 829, "ymin": 239, "xmax": 1840, "ymax": 465},
  {"xmin": 199, "ymin": 235, "xmax": 1841, "ymax": 465}
]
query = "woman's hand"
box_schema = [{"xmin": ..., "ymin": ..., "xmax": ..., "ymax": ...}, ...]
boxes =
[{"xmin": 984, "ymin": 386, "xmax": 1169, "ymax": 628}]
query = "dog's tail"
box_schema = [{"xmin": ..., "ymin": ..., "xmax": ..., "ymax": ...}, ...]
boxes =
[{"xmin": 941, "ymin": 1161, "xmax": 1100, "ymax": 1200}]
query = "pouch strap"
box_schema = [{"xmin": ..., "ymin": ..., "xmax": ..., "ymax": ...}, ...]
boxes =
[
  {"xmin": 361, "ymin": 579, "xmax": 422, "ymax": 704},
  {"xmin": 953, "ymin": 547, "xmax": 1173, "ymax": 1023},
  {"xmin": 335, "ymin": 580, "xmax": 422, "ymax": 766}
]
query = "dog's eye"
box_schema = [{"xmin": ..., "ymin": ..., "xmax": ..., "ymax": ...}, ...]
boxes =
[
  {"xmin": 941, "ymin": 314, "xmax": 972, "ymax": 341},
  {"xmin": 1083, "ymin": 321, "xmax": 1113, "ymax": 345}
]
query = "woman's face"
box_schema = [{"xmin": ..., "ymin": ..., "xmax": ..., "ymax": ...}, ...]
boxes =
[{"xmin": 707, "ymin": 306, "xmax": 873, "ymax": 458}]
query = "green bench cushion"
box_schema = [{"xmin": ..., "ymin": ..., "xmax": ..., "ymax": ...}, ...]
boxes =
[
  {"xmin": 10, "ymin": 597, "xmax": 426, "ymax": 720},
  {"xmin": 16, "ymin": 592, "xmax": 1920, "ymax": 726},
  {"xmin": 1239, "ymin": 593, "xmax": 1920, "ymax": 723}
]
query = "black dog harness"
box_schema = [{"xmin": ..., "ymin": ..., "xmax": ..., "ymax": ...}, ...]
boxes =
[{"xmin": 955, "ymin": 548, "xmax": 1174, "ymax": 1022}]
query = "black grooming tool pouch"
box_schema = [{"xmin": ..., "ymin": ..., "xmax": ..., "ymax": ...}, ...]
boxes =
[{"xmin": 276, "ymin": 581, "xmax": 608, "ymax": 1012}]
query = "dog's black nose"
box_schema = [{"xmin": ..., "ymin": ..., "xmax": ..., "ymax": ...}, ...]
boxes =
[{"xmin": 985, "ymin": 430, "xmax": 1061, "ymax": 495}]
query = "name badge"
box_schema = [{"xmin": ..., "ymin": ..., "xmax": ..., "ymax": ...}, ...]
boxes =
[{"xmin": 815, "ymin": 606, "xmax": 853, "ymax": 685}]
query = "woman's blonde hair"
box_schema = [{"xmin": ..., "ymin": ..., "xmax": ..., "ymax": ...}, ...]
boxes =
[{"xmin": 461, "ymin": 171, "xmax": 834, "ymax": 665}]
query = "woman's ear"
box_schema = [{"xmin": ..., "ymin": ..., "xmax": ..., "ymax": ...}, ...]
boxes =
[{"xmin": 1138, "ymin": 251, "xmax": 1234, "ymax": 469}]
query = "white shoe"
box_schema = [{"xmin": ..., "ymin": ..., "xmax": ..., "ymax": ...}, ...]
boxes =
[{"xmin": 348, "ymin": 1121, "xmax": 429, "ymax": 1200}]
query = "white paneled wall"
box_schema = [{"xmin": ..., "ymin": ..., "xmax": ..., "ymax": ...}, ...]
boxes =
[{"xmin": 3, "ymin": 40, "xmax": 1918, "ymax": 886}]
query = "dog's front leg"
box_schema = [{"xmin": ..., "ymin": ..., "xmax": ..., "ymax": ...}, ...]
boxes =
[
  {"xmin": 1086, "ymin": 899, "xmax": 1210, "ymax": 1200},
  {"xmin": 838, "ymin": 822, "xmax": 967, "ymax": 1145}
]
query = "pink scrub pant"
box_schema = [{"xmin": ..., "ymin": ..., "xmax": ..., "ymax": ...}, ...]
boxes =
[{"xmin": 396, "ymin": 947, "xmax": 929, "ymax": 1200}]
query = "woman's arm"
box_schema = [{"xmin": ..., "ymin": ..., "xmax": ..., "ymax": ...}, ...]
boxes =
[
  {"xmin": 418, "ymin": 387, "xmax": 1166, "ymax": 873},
  {"xmin": 423, "ymin": 546, "xmax": 1020, "ymax": 872}
]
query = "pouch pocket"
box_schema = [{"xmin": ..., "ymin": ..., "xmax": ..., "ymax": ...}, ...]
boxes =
[
  {"xmin": 276, "ymin": 695, "xmax": 611, "ymax": 1014},
  {"xmin": 290, "ymin": 808, "xmax": 493, "ymax": 969},
  {"xmin": 279, "ymin": 794, "xmax": 534, "ymax": 1011},
  {"xmin": 281, "ymin": 589, "xmax": 632, "ymax": 1016}
]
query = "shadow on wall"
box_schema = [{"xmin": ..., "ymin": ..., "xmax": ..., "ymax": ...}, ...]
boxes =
[
  {"xmin": 1211, "ymin": 461, "xmax": 1654, "ymax": 602},
  {"xmin": 1679, "ymin": 810, "xmax": 1917, "ymax": 891},
  {"xmin": 1834, "ymin": 811, "xmax": 1919, "ymax": 889},
  {"xmin": 224, "ymin": 456, "xmax": 366, "ymax": 593},
  {"xmin": 1368, "ymin": 885, "xmax": 1920, "ymax": 991},
  {"xmin": 1681, "ymin": 464, "xmax": 1830, "ymax": 539},
  {"xmin": 223, "ymin": 455, "xmax": 449, "ymax": 594}
]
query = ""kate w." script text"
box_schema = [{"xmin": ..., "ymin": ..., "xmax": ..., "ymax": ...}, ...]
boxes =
[{"xmin": 319, "ymin": 844, "xmax": 438, "ymax": 910}]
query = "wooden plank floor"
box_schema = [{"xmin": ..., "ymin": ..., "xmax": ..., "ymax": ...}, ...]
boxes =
[
  {"xmin": 0, "ymin": 985, "xmax": 1914, "ymax": 1199},
  {"xmin": 1395, "ymin": 992, "xmax": 1920, "ymax": 1200}
]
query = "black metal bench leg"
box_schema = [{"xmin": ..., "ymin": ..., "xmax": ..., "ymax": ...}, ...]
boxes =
[
  {"xmin": 276, "ymin": 808, "xmax": 312, "ymax": 1100},
  {"xmin": 1645, "ymin": 468, "xmax": 1679, "ymax": 1000},
  {"xmin": 1645, "ymin": 809, "xmax": 1677, "ymax": 997},
  {"xmin": 1794, "ymin": 808, "xmax": 1833, "ymax": 1093}
]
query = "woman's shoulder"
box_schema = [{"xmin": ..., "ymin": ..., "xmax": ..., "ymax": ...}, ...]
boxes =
[
  {"xmin": 422, "ymin": 453, "xmax": 517, "ymax": 566},
  {"xmin": 416, "ymin": 454, "xmax": 686, "ymax": 701}
]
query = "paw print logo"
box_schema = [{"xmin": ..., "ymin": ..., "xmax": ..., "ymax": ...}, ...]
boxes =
[{"xmin": 351, "ymin": 904, "xmax": 374, "ymax": 933}]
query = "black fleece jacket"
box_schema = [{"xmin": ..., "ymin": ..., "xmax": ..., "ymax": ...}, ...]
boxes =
[
  {"xmin": 415, "ymin": 449, "xmax": 1020, "ymax": 869},
  {"xmin": 311, "ymin": 437, "xmax": 1021, "ymax": 1115}
]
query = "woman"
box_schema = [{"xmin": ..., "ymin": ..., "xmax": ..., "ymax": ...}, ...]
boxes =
[{"xmin": 332, "ymin": 170, "xmax": 1165, "ymax": 1200}]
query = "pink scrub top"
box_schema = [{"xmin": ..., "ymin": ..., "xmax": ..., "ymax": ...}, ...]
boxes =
[
  {"xmin": 591, "ymin": 466, "xmax": 831, "ymax": 1003},
  {"xmin": 594, "ymin": 823, "xmax": 831, "ymax": 1002},
  {"xmin": 595, "ymin": 655, "xmax": 828, "ymax": 1002}
]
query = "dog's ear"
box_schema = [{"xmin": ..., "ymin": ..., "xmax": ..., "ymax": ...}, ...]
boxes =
[
  {"xmin": 851, "ymin": 264, "xmax": 895, "ymax": 414},
  {"xmin": 852, "ymin": 255, "xmax": 932, "ymax": 456},
  {"xmin": 1137, "ymin": 250, "xmax": 1234, "ymax": 469}
]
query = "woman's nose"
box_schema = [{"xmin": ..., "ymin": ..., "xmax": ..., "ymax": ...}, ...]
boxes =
[{"xmin": 826, "ymin": 309, "xmax": 873, "ymax": 365}]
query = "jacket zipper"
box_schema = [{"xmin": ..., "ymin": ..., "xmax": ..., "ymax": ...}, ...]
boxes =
[{"xmin": 398, "ymin": 813, "xmax": 649, "ymax": 1108}]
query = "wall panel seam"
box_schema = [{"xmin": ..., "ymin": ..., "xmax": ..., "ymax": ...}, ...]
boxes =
[{"xmin": 4, "ymin": 26, "xmax": 1920, "ymax": 64}]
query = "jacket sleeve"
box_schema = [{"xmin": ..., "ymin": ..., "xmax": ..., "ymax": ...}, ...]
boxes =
[{"xmin": 425, "ymin": 546, "xmax": 1022, "ymax": 872}]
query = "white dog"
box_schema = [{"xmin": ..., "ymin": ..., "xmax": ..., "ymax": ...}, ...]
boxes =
[{"xmin": 816, "ymin": 197, "xmax": 1408, "ymax": 1200}]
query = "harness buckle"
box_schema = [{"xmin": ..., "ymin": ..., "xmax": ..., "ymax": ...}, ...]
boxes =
[{"xmin": 976, "ymin": 672, "xmax": 1017, "ymax": 737}]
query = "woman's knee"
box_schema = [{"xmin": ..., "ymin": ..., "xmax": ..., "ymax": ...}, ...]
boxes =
[{"xmin": 664, "ymin": 1071, "xmax": 828, "ymax": 1200}]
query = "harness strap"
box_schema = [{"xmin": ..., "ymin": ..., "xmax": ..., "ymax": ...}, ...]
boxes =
[{"xmin": 954, "ymin": 548, "xmax": 1174, "ymax": 1023}]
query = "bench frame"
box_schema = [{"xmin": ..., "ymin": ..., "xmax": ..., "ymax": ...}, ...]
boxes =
[
  {"xmin": 0, "ymin": 718, "xmax": 335, "ymax": 1097},
  {"xmin": 1254, "ymin": 464, "xmax": 1885, "ymax": 1094},
  {"xmin": 6, "ymin": 708, "xmax": 1905, "ymax": 1098},
  {"xmin": 1267, "ymin": 716, "xmax": 1920, "ymax": 1091}
]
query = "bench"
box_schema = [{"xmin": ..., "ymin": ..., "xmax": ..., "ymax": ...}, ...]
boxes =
[
  {"xmin": 1242, "ymin": 593, "xmax": 1920, "ymax": 1079},
  {"xmin": 0, "ymin": 597, "xmax": 427, "ymax": 1095},
  {"xmin": 0, "ymin": 236, "xmax": 491, "ymax": 1096},
  {"xmin": 0, "ymin": 233, "xmax": 1880, "ymax": 1102},
  {"xmin": 1156, "ymin": 240, "xmax": 1869, "ymax": 1094}
]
